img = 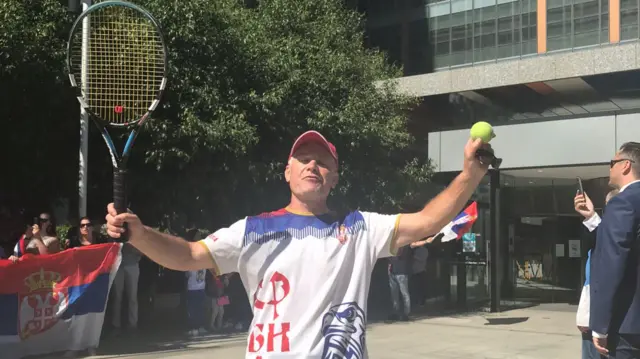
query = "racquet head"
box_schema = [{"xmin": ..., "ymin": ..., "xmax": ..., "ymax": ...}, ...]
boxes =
[{"xmin": 66, "ymin": 1, "xmax": 167, "ymax": 127}]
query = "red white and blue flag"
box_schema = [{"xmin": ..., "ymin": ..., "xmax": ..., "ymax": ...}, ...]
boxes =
[
  {"xmin": 439, "ymin": 202, "xmax": 478, "ymax": 242},
  {"xmin": 0, "ymin": 243, "xmax": 121, "ymax": 359}
]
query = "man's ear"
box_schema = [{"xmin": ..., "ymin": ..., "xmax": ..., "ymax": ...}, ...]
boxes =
[{"xmin": 285, "ymin": 164, "xmax": 291, "ymax": 183}]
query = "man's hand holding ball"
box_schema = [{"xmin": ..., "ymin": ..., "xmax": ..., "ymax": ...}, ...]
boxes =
[
  {"xmin": 468, "ymin": 121, "xmax": 502, "ymax": 170},
  {"xmin": 470, "ymin": 121, "xmax": 496, "ymax": 143}
]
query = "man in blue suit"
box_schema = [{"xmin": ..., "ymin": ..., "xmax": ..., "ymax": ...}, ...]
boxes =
[
  {"xmin": 575, "ymin": 189, "xmax": 618, "ymax": 359},
  {"xmin": 590, "ymin": 142, "xmax": 640, "ymax": 358}
]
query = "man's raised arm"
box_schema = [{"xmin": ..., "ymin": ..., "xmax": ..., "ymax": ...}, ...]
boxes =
[
  {"xmin": 105, "ymin": 203, "xmax": 214, "ymax": 271},
  {"xmin": 393, "ymin": 138, "xmax": 490, "ymax": 251}
]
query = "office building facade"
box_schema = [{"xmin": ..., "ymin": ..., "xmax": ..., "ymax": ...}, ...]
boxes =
[{"xmin": 359, "ymin": 0, "xmax": 640, "ymax": 311}]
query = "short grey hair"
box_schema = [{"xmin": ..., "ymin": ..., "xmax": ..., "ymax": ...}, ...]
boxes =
[{"xmin": 619, "ymin": 142, "xmax": 640, "ymax": 178}]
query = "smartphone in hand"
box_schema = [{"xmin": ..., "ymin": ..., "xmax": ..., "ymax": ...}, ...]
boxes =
[{"xmin": 576, "ymin": 177, "xmax": 585, "ymax": 196}]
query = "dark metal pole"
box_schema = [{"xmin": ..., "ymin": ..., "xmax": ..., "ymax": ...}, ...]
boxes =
[{"xmin": 490, "ymin": 169, "xmax": 500, "ymax": 312}]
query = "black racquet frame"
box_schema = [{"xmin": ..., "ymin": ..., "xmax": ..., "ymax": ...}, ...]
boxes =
[{"xmin": 66, "ymin": 1, "xmax": 168, "ymax": 240}]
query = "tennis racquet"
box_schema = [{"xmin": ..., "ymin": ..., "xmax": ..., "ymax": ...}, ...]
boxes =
[{"xmin": 66, "ymin": 0, "xmax": 167, "ymax": 239}]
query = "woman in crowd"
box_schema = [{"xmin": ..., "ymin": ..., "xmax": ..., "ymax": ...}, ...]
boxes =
[
  {"xmin": 32, "ymin": 212, "xmax": 60, "ymax": 253},
  {"xmin": 8, "ymin": 224, "xmax": 47, "ymax": 262},
  {"xmin": 8, "ymin": 212, "xmax": 61, "ymax": 262},
  {"xmin": 66, "ymin": 217, "xmax": 96, "ymax": 248}
]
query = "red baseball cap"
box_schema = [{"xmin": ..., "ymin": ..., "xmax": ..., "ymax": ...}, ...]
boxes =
[{"xmin": 289, "ymin": 130, "xmax": 338, "ymax": 164}]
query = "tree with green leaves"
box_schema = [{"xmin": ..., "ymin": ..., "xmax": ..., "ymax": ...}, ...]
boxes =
[
  {"xmin": 0, "ymin": 0, "xmax": 433, "ymax": 234},
  {"xmin": 0, "ymin": 0, "xmax": 77, "ymax": 213}
]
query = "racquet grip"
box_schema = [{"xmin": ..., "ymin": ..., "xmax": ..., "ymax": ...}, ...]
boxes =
[
  {"xmin": 113, "ymin": 169, "xmax": 127, "ymax": 214},
  {"xmin": 113, "ymin": 168, "xmax": 129, "ymax": 242}
]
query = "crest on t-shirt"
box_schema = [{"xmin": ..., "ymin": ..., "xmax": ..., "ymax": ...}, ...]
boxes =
[
  {"xmin": 337, "ymin": 224, "xmax": 348, "ymax": 244},
  {"xmin": 321, "ymin": 302, "xmax": 366, "ymax": 359}
]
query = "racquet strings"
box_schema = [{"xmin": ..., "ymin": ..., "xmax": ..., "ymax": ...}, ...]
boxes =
[{"xmin": 69, "ymin": 4, "xmax": 165, "ymax": 125}]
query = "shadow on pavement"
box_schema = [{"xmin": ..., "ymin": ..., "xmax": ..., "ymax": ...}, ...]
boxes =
[
  {"xmin": 366, "ymin": 298, "xmax": 540, "ymax": 326},
  {"xmin": 94, "ymin": 330, "xmax": 246, "ymax": 358},
  {"xmin": 484, "ymin": 316, "xmax": 530, "ymax": 326},
  {"xmin": 20, "ymin": 330, "xmax": 245, "ymax": 359}
]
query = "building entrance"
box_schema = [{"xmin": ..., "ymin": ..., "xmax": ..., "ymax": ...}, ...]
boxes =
[
  {"xmin": 499, "ymin": 168, "xmax": 611, "ymax": 305},
  {"xmin": 426, "ymin": 165, "xmax": 610, "ymax": 312},
  {"xmin": 505, "ymin": 216, "xmax": 583, "ymax": 304}
]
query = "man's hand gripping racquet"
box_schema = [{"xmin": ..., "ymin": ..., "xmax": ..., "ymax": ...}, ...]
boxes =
[{"xmin": 66, "ymin": 1, "xmax": 167, "ymax": 241}]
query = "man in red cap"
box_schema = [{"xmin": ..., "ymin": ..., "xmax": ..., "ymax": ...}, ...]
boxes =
[{"xmin": 105, "ymin": 130, "xmax": 490, "ymax": 358}]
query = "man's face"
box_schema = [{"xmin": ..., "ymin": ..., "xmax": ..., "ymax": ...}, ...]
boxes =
[
  {"xmin": 39, "ymin": 213, "xmax": 50, "ymax": 231},
  {"xmin": 80, "ymin": 219, "xmax": 92, "ymax": 236},
  {"xmin": 285, "ymin": 142, "xmax": 338, "ymax": 203},
  {"xmin": 609, "ymin": 151, "xmax": 633, "ymax": 187}
]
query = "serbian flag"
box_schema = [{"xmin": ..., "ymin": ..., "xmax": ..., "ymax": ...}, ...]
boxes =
[
  {"xmin": 0, "ymin": 243, "xmax": 121, "ymax": 359},
  {"xmin": 439, "ymin": 202, "xmax": 478, "ymax": 242}
]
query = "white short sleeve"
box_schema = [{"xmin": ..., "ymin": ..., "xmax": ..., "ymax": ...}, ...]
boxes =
[
  {"xmin": 360, "ymin": 211, "xmax": 401, "ymax": 259},
  {"xmin": 198, "ymin": 218, "xmax": 246, "ymax": 275}
]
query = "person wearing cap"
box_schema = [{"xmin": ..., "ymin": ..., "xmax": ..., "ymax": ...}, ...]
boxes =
[{"xmin": 104, "ymin": 130, "xmax": 490, "ymax": 358}]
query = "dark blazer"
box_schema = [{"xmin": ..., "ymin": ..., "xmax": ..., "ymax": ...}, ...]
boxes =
[{"xmin": 590, "ymin": 181, "xmax": 640, "ymax": 336}]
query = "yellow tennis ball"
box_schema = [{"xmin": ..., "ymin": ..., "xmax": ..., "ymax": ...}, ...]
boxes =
[{"xmin": 470, "ymin": 121, "xmax": 495, "ymax": 143}]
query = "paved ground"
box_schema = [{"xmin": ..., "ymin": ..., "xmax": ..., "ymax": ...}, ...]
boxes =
[{"xmin": 86, "ymin": 303, "xmax": 581, "ymax": 359}]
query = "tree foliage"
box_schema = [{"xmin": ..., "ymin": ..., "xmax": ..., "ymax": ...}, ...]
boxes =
[
  {"xmin": 1, "ymin": 0, "xmax": 433, "ymax": 232},
  {"xmin": 0, "ymin": 0, "xmax": 78, "ymax": 213}
]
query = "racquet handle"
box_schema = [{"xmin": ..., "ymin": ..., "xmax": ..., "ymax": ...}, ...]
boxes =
[
  {"xmin": 475, "ymin": 148, "xmax": 503, "ymax": 169},
  {"xmin": 113, "ymin": 168, "xmax": 129, "ymax": 241}
]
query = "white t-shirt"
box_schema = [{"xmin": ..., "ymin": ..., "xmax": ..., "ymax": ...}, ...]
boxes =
[
  {"xmin": 199, "ymin": 208, "xmax": 400, "ymax": 359},
  {"xmin": 186, "ymin": 269, "xmax": 207, "ymax": 291},
  {"xmin": 14, "ymin": 237, "xmax": 57, "ymax": 255}
]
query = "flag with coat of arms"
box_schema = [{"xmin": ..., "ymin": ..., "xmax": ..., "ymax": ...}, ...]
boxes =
[
  {"xmin": 439, "ymin": 201, "xmax": 478, "ymax": 242},
  {"xmin": 0, "ymin": 243, "xmax": 122, "ymax": 359}
]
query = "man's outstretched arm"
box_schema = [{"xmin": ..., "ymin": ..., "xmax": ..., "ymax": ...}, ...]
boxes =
[
  {"xmin": 105, "ymin": 203, "xmax": 213, "ymax": 271},
  {"xmin": 393, "ymin": 138, "xmax": 489, "ymax": 251}
]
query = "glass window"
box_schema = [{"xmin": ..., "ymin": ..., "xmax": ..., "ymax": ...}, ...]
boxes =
[
  {"xmin": 474, "ymin": 1, "xmax": 498, "ymax": 62},
  {"xmin": 419, "ymin": 0, "xmax": 541, "ymax": 68},
  {"xmin": 547, "ymin": 0, "xmax": 572, "ymax": 51},
  {"xmin": 497, "ymin": 1, "xmax": 521, "ymax": 58},
  {"xmin": 432, "ymin": 13, "xmax": 453, "ymax": 68},
  {"xmin": 451, "ymin": 24, "xmax": 474, "ymax": 65},
  {"xmin": 573, "ymin": 0, "xmax": 602, "ymax": 47},
  {"xmin": 620, "ymin": 0, "xmax": 639, "ymax": 41},
  {"xmin": 521, "ymin": 0, "xmax": 538, "ymax": 54},
  {"xmin": 546, "ymin": 0, "xmax": 609, "ymax": 51},
  {"xmin": 450, "ymin": 2, "xmax": 474, "ymax": 66},
  {"xmin": 601, "ymin": 0, "xmax": 610, "ymax": 44}
]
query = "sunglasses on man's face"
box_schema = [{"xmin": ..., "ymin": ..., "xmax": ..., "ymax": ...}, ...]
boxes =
[
  {"xmin": 80, "ymin": 223, "xmax": 92, "ymax": 228},
  {"xmin": 610, "ymin": 158, "xmax": 635, "ymax": 168},
  {"xmin": 39, "ymin": 218, "xmax": 50, "ymax": 223}
]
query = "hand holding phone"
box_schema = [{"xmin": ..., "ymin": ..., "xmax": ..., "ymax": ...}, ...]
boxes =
[
  {"xmin": 574, "ymin": 178, "xmax": 594, "ymax": 219},
  {"xmin": 577, "ymin": 177, "xmax": 585, "ymax": 196}
]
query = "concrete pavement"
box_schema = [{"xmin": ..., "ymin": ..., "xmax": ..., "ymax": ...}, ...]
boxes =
[{"xmin": 91, "ymin": 304, "xmax": 581, "ymax": 359}]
